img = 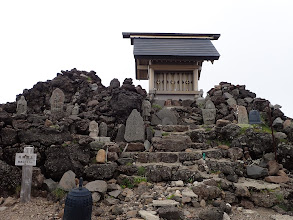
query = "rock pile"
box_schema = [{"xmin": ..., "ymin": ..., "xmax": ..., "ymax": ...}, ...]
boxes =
[{"xmin": 0, "ymin": 70, "xmax": 293, "ymax": 219}]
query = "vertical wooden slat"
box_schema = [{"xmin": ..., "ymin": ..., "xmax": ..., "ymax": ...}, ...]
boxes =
[
  {"xmin": 183, "ymin": 73, "xmax": 186, "ymax": 91},
  {"xmin": 154, "ymin": 71, "xmax": 158, "ymax": 90},
  {"xmin": 174, "ymin": 73, "xmax": 178, "ymax": 91},
  {"xmin": 179, "ymin": 73, "xmax": 182, "ymax": 91},
  {"xmin": 193, "ymin": 69, "xmax": 198, "ymax": 91},
  {"xmin": 189, "ymin": 72, "xmax": 192, "ymax": 91},
  {"xmin": 163, "ymin": 73, "xmax": 167, "ymax": 91}
]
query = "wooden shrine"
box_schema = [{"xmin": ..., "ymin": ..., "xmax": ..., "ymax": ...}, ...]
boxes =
[{"xmin": 123, "ymin": 32, "xmax": 220, "ymax": 100}]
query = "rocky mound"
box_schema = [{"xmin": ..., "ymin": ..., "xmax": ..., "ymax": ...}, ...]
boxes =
[{"xmin": 0, "ymin": 69, "xmax": 293, "ymax": 219}]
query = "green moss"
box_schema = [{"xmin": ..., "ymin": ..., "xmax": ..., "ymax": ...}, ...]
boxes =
[
  {"xmin": 120, "ymin": 176, "xmax": 147, "ymax": 189},
  {"xmin": 217, "ymin": 182, "xmax": 222, "ymax": 190},
  {"xmin": 162, "ymin": 132, "xmax": 170, "ymax": 136},
  {"xmin": 279, "ymin": 138, "xmax": 288, "ymax": 143},
  {"xmin": 167, "ymin": 194, "xmax": 175, "ymax": 200},
  {"xmin": 210, "ymin": 170, "xmax": 221, "ymax": 175},
  {"xmin": 126, "ymin": 162, "xmax": 133, "ymax": 166},
  {"xmin": 137, "ymin": 166, "xmax": 146, "ymax": 177},
  {"xmin": 120, "ymin": 179, "xmax": 134, "ymax": 189},
  {"xmin": 50, "ymin": 124, "xmax": 60, "ymax": 130},
  {"xmin": 277, "ymin": 203, "xmax": 293, "ymax": 212},
  {"xmin": 52, "ymin": 188, "xmax": 67, "ymax": 200},
  {"xmin": 62, "ymin": 142, "xmax": 68, "ymax": 147},
  {"xmin": 276, "ymin": 193, "xmax": 284, "ymax": 203},
  {"xmin": 252, "ymin": 124, "xmax": 272, "ymax": 134},
  {"xmin": 133, "ymin": 177, "xmax": 147, "ymax": 185},
  {"xmin": 149, "ymin": 126, "xmax": 155, "ymax": 133},
  {"xmin": 87, "ymin": 76, "xmax": 92, "ymax": 82},
  {"xmin": 152, "ymin": 104, "xmax": 162, "ymax": 111}
]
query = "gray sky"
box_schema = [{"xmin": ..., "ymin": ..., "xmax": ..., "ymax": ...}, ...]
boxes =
[{"xmin": 1, "ymin": 0, "xmax": 292, "ymax": 118}]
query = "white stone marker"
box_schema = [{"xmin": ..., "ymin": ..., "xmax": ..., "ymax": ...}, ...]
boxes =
[{"xmin": 15, "ymin": 146, "xmax": 37, "ymax": 203}]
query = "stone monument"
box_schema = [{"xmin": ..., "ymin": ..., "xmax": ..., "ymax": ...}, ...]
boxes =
[
  {"xmin": 99, "ymin": 122, "xmax": 108, "ymax": 137},
  {"xmin": 237, "ymin": 106, "xmax": 249, "ymax": 124},
  {"xmin": 16, "ymin": 96, "xmax": 27, "ymax": 115},
  {"xmin": 89, "ymin": 121, "xmax": 99, "ymax": 139},
  {"xmin": 124, "ymin": 109, "xmax": 145, "ymax": 142},
  {"xmin": 72, "ymin": 103, "xmax": 79, "ymax": 115},
  {"xmin": 202, "ymin": 100, "xmax": 216, "ymax": 125},
  {"xmin": 249, "ymin": 110, "xmax": 261, "ymax": 124},
  {"xmin": 50, "ymin": 88, "xmax": 65, "ymax": 113},
  {"xmin": 142, "ymin": 99, "xmax": 151, "ymax": 121}
]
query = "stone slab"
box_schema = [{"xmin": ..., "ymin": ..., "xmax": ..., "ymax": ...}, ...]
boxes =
[
  {"xmin": 237, "ymin": 106, "xmax": 248, "ymax": 124},
  {"xmin": 152, "ymin": 200, "xmax": 179, "ymax": 207},
  {"xmin": 234, "ymin": 177, "xmax": 280, "ymax": 190},
  {"xmin": 124, "ymin": 109, "xmax": 145, "ymax": 142},
  {"xmin": 202, "ymin": 109, "xmax": 216, "ymax": 125}
]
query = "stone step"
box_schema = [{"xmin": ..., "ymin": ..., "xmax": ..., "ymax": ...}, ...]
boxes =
[
  {"xmin": 160, "ymin": 125, "xmax": 190, "ymax": 132},
  {"xmin": 120, "ymin": 148, "xmax": 227, "ymax": 164},
  {"xmin": 118, "ymin": 163, "xmax": 204, "ymax": 182}
]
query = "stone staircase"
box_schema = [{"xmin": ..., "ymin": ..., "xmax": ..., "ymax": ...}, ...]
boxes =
[{"xmin": 117, "ymin": 125, "xmax": 236, "ymax": 183}]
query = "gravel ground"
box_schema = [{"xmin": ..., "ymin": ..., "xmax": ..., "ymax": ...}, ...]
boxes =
[{"xmin": 0, "ymin": 197, "xmax": 292, "ymax": 220}]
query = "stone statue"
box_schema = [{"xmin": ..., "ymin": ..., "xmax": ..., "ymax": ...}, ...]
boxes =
[
  {"xmin": 142, "ymin": 99, "xmax": 151, "ymax": 121},
  {"xmin": 50, "ymin": 88, "xmax": 65, "ymax": 113},
  {"xmin": 89, "ymin": 121, "xmax": 99, "ymax": 138},
  {"xmin": 71, "ymin": 103, "xmax": 79, "ymax": 115},
  {"xmin": 16, "ymin": 96, "xmax": 27, "ymax": 115}
]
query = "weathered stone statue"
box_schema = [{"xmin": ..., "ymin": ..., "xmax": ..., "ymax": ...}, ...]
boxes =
[
  {"xmin": 71, "ymin": 103, "xmax": 79, "ymax": 115},
  {"xmin": 50, "ymin": 88, "xmax": 65, "ymax": 113},
  {"xmin": 16, "ymin": 96, "xmax": 27, "ymax": 115},
  {"xmin": 89, "ymin": 121, "xmax": 99, "ymax": 138},
  {"xmin": 99, "ymin": 122, "xmax": 108, "ymax": 137},
  {"xmin": 142, "ymin": 99, "xmax": 151, "ymax": 121},
  {"xmin": 202, "ymin": 100, "xmax": 216, "ymax": 125}
]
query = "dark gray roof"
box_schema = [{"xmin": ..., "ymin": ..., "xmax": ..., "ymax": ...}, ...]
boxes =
[
  {"xmin": 123, "ymin": 32, "xmax": 220, "ymax": 40},
  {"xmin": 133, "ymin": 38, "xmax": 220, "ymax": 60}
]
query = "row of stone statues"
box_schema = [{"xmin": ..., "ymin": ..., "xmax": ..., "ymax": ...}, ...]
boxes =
[{"xmin": 17, "ymin": 87, "xmax": 260, "ymax": 126}]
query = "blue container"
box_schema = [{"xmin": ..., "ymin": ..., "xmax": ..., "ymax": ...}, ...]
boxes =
[{"xmin": 63, "ymin": 178, "xmax": 92, "ymax": 220}]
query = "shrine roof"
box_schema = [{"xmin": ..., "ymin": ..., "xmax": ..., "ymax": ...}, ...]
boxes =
[{"xmin": 123, "ymin": 32, "xmax": 220, "ymax": 61}]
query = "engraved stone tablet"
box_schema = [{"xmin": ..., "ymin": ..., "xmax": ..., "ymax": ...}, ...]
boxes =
[
  {"xmin": 124, "ymin": 109, "xmax": 144, "ymax": 142},
  {"xmin": 249, "ymin": 110, "xmax": 261, "ymax": 124},
  {"xmin": 50, "ymin": 88, "xmax": 65, "ymax": 113},
  {"xmin": 16, "ymin": 96, "xmax": 27, "ymax": 115},
  {"xmin": 202, "ymin": 109, "xmax": 216, "ymax": 125},
  {"xmin": 237, "ymin": 106, "xmax": 248, "ymax": 124}
]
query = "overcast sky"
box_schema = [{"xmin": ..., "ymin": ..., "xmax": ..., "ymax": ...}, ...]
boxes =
[{"xmin": 0, "ymin": 0, "xmax": 292, "ymax": 118}]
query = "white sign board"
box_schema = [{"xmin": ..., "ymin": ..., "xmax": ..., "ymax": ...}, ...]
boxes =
[{"xmin": 15, "ymin": 153, "xmax": 37, "ymax": 166}]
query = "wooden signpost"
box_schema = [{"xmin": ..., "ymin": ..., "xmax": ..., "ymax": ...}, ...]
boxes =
[{"xmin": 15, "ymin": 146, "xmax": 37, "ymax": 203}]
